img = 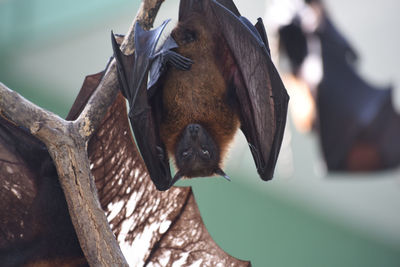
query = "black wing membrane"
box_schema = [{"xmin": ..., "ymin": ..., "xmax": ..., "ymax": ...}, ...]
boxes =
[
  {"xmin": 112, "ymin": 21, "xmax": 192, "ymax": 190},
  {"xmin": 111, "ymin": 21, "xmax": 167, "ymax": 104},
  {"xmin": 111, "ymin": 22, "xmax": 170, "ymax": 191},
  {"xmin": 210, "ymin": 0, "xmax": 289, "ymax": 180},
  {"xmin": 0, "ymin": 116, "xmax": 84, "ymax": 265},
  {"xmin": 317, "ymin": 17, "xmax": 393, "ymax": 169}
]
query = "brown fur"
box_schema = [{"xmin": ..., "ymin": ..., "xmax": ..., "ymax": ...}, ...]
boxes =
[{"xmin": 160, "ymin": 14, "xmax": 240, "ymax": 164}]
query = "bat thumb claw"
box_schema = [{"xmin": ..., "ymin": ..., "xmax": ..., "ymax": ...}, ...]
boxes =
[
  {"xmin": 222, "ymin": 175, "xmax": 231, "ymax": 182},
  {"xmin": 215, "ymin": 168, "xmax": 231, "ymax": 182}
]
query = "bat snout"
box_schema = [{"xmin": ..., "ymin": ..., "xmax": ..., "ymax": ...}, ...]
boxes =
[{"xmin": 188, "ymin": 123, "xmax": 201, "ymax": 139}]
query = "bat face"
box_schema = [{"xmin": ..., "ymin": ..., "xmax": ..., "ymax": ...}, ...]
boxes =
[{"xmin": 174, "ymin": 124, "xmax": 220, "ymax": 178}]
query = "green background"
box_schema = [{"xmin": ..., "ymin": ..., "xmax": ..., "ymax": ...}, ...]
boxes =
[{"xmin": 1, "ymin": 0, "xmax": 399, "ymax": 266}]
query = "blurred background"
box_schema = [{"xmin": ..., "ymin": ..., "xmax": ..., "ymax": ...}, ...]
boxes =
[{"xmin": 0, "ymin": 0, "xmax": 399, "ymax": 266}]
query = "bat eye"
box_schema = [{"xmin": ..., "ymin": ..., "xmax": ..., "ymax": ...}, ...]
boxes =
[
  {"xmin": 182, "ymin": 151, "xmax": 189, "ymax": 158},
  {"xmin": 183, "ymin": 30, "xmax": 197, "ymax": 44},
  {"xmin": 201, "ymin": 149, "xmax": 210, "ymax": 158}
]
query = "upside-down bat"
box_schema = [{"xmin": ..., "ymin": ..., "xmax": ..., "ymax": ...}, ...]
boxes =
[
  {"xmin": 0, "ymin": 70, "xmax": 251, "ymax": 266},
  {"xmin": 112, "ymin": 0, "xmax": 289, "ymax": 191},
  {"xmin": 279, "ymin": 0, "xmax": 400, "ymax": 171}
]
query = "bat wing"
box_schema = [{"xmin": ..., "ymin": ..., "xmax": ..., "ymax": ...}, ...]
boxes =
[
  {"xmin": 0, "ymin": 117, "xmax": 83, "ymax": 265},
  {"xmin": 111, "ymin": 22, "xmax": 192, "ymax": 190},
  {"xmin": 66, "ymin": 71, "xmax": 105, "ymax": 120},
  {"xmin": 317, "ymin": 17, "xmax": 392, "ymax": 169},
  {"xmin": 208, "ymin": 0, "xmax": 289, "ymax": 180},
  {"xmin": 0, "ymin": 116, "xmax": 42, "ymax": 255}
]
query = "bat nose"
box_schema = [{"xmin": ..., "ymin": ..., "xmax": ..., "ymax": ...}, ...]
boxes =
[{"xmin": 188, "ymin": 124, "xmax": 200, "ymax": 138}]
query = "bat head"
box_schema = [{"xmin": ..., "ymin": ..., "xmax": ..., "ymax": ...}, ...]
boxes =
[{"xmin": 174, "ymin": 123, "xmax": 221, "ymax": 178}]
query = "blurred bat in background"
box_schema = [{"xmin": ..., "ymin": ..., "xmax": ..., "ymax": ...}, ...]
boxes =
[
  {"xmin": 279, "ymin": 0, "xmax": 400, "ymax": 171},
  {"xmin": 112, "ymin": 0, "xmax": 289, "ymax": 191}
]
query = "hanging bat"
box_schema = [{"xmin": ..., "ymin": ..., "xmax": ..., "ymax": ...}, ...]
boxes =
[
  {"xmin": 0, "ymin": 69, "xmax": 250, "ymax": 266},
  {"xmin": 279, "ymin": 0, "xmax": 400, "ymax": 171},
  {"xmin": 112, "ymin": 0, "xmax": 289, "ymax": 191}
]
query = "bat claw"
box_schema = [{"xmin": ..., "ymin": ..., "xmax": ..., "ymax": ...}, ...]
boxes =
[
  {"xmin": 165, "ymin": 51, "xmax": 193, "ymax": 70},
  {"xmin": 215, "ymin": 168, "xmax": 231, "ymax": 182},
  {"xmin": 222, "ymin": 174, "xmax": 231, "ymax": 182}
]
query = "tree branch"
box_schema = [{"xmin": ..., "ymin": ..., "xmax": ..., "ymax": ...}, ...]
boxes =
[
  {"xmin": 0, "ymin": 82, "xmax": 67, "ymax": 142},
  {"xmin": 75, "ymin": 0, "xmax": 165, "ymax": 141},
  {"xmin": 0, "ymin": 0, "xmax": 165, "ymax": 265}
]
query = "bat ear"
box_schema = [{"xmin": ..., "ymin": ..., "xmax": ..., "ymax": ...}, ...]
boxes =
[
  {"xmin": 170, "ymin": 171, "xmax": 184, "ymax": 187},
  {"xmin": 215, "ymin": 168, "xmax": 231, "ymax": 182}
]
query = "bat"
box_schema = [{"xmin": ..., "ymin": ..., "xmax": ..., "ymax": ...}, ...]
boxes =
[
  {"xmin": 0, "ymin": 71, "xmax": 250, "ymax": 266},
  {"xmin": 279, "ymin": 0, "xmax": 400, "ymax": 171},
  {"xmin": 111, "ymin": 0, "xmax": 289, "ymax": 191}
]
